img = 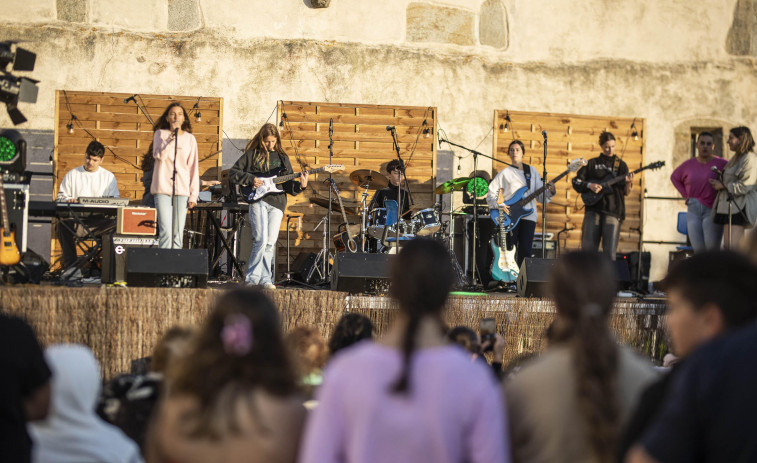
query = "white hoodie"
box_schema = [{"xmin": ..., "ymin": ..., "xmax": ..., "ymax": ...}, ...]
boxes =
[{"xmin": 28, "ymin": 344, "xmax": 143, "ymax": 463}]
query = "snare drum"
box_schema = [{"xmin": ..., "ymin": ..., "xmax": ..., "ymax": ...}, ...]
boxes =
[
  {"xmin": 367, "ymin": 208, "xmax": 387, "ymax": 239},
  {"xmin": 412, "ymin": 208, "xmax": 441, "ymax": 236}
]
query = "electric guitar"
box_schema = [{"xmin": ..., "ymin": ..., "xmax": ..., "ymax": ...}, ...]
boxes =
[
  {"xmin": 490, "ymin": 158, "xmax": 586, "ymax": 232},
  {"xmin": 240, "ymin": 164, "xmax": 344, "ymax": 203},
  {"xmin": 0, "ymin": 176, "xmax": 21, "ymax": 266},
  {"xmin": 327, "ymin": 178, "xmax": 358, "ymax": 253},
  {"xmin": 580, "ymin": 161, "xmax": 665, "ymax": 207},
  {"xmin": 490, "ymin": 188, "xmax": 518, "ymax": 283}
]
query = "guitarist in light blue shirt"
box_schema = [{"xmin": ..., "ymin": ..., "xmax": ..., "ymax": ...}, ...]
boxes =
[{"xmin": 486, "ymin": 140, "xmax": 555, "ymax": 269}]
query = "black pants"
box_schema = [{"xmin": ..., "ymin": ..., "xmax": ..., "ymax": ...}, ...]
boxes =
[{"xmin": 505, "ymin": 219, "xmax": 536, "ymax": 268}]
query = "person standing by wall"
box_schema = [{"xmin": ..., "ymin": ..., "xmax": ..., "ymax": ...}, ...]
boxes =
[{"xmin": 709, "ymin": 126, "xmax": 757, "ymax": 249}]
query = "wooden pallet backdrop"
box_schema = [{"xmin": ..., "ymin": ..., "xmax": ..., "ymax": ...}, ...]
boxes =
[
  {"xmin": 52, "ymin": 90, "xmax": 222, "ymax": 267},
  {"xmin": 274, "ymin": 101, "xmax": 437, "ymax": 274},
  {"xmin": 492, "ymin": 110, "xmax": 646, "ymax": 253}
]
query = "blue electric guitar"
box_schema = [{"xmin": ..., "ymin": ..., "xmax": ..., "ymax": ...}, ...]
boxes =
[
  {"xmin": 490, "ymin": 188, "xmax": 518, "ymax": 283},
  {"xmin": 490, "ymin": 158, "xmax": 586, "ymax": 232}
]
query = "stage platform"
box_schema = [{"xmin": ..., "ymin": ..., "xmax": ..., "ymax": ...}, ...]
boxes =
[{"xmin": 0, "ymin": 285, "xmax": 668, "ymax": 379}]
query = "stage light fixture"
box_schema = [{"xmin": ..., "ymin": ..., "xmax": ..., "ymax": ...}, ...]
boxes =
[
  {"xmin": 0, "ymin": 42, "xmax": 39, "ymax": 126},
  {"xmin": 503, "ymin": 111, "xmax": 512, "ymax": 132},
  {"xmin": 0, "ymin": 129, "xmax": 27, "ymax": 175}
]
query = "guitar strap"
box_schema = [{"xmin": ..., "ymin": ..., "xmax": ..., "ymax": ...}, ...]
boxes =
[
  {"xmin": 522, "ymin": 164, "xmax": 532, "ymax": 191},
  {"xmin": 612, "ymin": 156, "xmax": 621, "ymax": 176}
]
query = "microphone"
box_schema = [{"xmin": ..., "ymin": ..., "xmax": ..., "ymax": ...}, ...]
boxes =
[
  {"xmin": 386, "ymin": 125, "xmax": 395, "ymax": 131},
  {"xmin": 711, "ymin": 166, "xmax": 721, "ymax": 174},
  {"xmin": 542, "ymin": 130, "xmax": 548, "ymax": 140},
  {"xmin": 123, "ymin": 94, "xmax": 137, "ymax": 104}
]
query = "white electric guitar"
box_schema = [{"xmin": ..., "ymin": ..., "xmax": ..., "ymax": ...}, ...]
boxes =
[{"xmin": 240, "ymin": 164, "xmax": 344, "ymax": 203}]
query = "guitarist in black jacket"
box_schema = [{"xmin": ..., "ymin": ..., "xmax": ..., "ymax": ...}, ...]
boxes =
[
  {"xmin": 229, "ymin": 123, "xmax": 308, "ymax": 288},
  {"xmin": 572, "ymin": 132, "xmax": 633, "ymax": 260}
]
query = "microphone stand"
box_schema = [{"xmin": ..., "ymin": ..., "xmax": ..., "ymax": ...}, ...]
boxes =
[
  {"xmin": 541, "ymin": 132, "xmax": 548, "ymax": 258},
  {"xmin": 171, "ymin": 127, "xmax": 179, "ymax": 249},
  {"xmin": 325, "ymin": 119, "xmax": 334, "ymax": 280},
  {"xmin": 438, "ymin": 136, "xmax": 514, "ymax": 288},
  {"xmin": 126, "ymin": 95, "xmax": 155, "ymax": 126},
  {"xmin": 389, "ymin": 127, "xmax": 414, "ymax": 250}
]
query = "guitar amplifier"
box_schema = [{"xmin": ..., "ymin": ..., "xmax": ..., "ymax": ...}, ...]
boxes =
[
  {"xmin": 117, "ymin": 207, "xmax": 157, "ymax": 235},
  {"xmin": 102, "ymin": 234, "xmax": 160, "ymax": 283}
]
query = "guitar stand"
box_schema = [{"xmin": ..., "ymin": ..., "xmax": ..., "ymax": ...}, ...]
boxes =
[{"xmin": 275, "ymin": 214, "xmax": 319, "ymax": 289}]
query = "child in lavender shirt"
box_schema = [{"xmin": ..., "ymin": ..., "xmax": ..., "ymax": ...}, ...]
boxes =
[
  {"xmin": 299, "ymin": 239, "xmax": 509, "ymax": 463},
  {"xmin": 670, "ymin": 132, "xmax": 728, "ymax": 251}
]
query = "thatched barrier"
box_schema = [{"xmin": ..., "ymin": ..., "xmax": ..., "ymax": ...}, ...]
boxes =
[{"xmin": 0, "ymin": 286, "xmax": 667, "ymax": 379}]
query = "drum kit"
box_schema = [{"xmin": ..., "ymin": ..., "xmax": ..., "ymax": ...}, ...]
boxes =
[{"xmin": 308, "ymin": 169, "xmax": 486, "ymax": 255}]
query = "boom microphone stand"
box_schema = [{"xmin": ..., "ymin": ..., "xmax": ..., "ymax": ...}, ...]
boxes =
[
  {"xmin": 324, "ymin": 119, "xmax": 334, "ymax": 280},
  {"xmin": 541, "ymin": 130, "xmax": 548, "ymax": 258},
  {"xmin": 438, "ymin": 136, "xmax": 514, "ymax": 288},
  {"xmin": 388, "ymin": 126, "xmax": 414, "ymax": 249}
]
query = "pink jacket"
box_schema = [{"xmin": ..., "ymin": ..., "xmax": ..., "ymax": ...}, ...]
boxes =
[{"xmin": 150, "ymin": 129, "xmax": 200, "ymax": 203}]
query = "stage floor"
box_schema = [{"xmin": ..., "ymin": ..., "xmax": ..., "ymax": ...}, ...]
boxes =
[{"xmin": 0, "ymin": 285, "xmax": 668, "ymax": 379}]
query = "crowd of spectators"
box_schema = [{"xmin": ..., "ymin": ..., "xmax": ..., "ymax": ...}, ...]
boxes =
[{"xmin": 4, "ymin": 237, "xmax": 757, "ymax": 463}]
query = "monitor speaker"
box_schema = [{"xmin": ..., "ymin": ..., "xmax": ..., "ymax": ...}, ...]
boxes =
[
  {"xmin": 517, "ymin": 257, "xmax": 632, "ymax": 298},
  {"xmin": 331, "ymin": 252, "xmax": 394, "ymax": 294},
  {"xmin": 125, "ymin": 248, "xmax": 208, "ymax": 288}
]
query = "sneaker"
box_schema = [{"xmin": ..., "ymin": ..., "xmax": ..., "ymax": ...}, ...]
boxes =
[{"xmin": 263, "ymin": 283, "xmax": 276, "ymax": 290}]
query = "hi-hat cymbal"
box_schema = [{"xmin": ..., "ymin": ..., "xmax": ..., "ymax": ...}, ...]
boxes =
[
  {"xmin": 433, "ymin": 177, "xmax": 472, "ymax": 195},
  {"xmin": 309, "ymin": 197, "xmax": 359, "ymax": 215},
  {"xmin": 349, "ymin": 169, "xmax": 389, "ymax": 190}
]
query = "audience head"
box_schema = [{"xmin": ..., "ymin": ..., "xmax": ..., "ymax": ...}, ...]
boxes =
[
  {"xmin": 447, "ymin": 325, "xmax": 481, "ymax": 357},
  {"xmin": 728, "ymin": 126, "xmax": 755, "ymax": 156},
  {"xmin": 328, "ymin": 313, "xmax": 373, "ymax": 356},
  {"xmin": 549, "ymin": 251, "xmax": 620, "ymax": 462},
  {"xmin": 661, "ymin": 251, "xmax": 757, "ymax": 357},
  {"xmin": 44, "ymin": 344, "xmax": 101, "ymax": 419},
  {"xmin": 286, "ymin": 326, "xmax": 328, "ymax": 378},
  {"xmin": 169, "ymin": 288, "xmax": 298, "ymax": 436},
  {"xmin": 154, "ymin": 102, "xmax": 192, "ymax": 133},
  {"xmin": 150, "ymin": 326, "xmax": 195, "ymax": 375},
  {"xmin": 389, "ymin": 238, "xmax": 455, "ymax": 393}
]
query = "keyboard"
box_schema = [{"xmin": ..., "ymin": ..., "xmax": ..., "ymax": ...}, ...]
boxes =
[
  {"xmin": 78, "ymin": 197, "xmax": 130, "ymax": 206},
  {"xmin": 29, "ymin": 201, "xmax": 123, "ymax": 218}
]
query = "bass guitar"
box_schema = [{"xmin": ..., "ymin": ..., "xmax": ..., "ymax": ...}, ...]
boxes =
[
  {"xmin": 580, "ymin": 160, "xmax": 665, "ymax": 207},
  {"xmin": 327, "ymin": 178, "xmax": 358, "ymax": 253},
  {"xmin": 490, "ymin": 158, "xmax": 586, "ymax": 232},
  {"xmin": 490, "ymin": 188, "xmax": 518, "ymax": 283},
  {"xmin": 240, "ymin": 164, "xmax": 344, "ymax": 203},
  {"xmin": 0, "ymin": 176, "xmax": 21, "ymax": 266}
]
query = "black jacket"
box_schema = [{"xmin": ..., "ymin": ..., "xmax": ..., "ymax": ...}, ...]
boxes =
[
  {"xmin": 572, "ymin": 154, "xmax": 629, "ymax": 219},
  {"xmin": 229, "ymin": 149, "xmax": 302, "ymax": 211}
]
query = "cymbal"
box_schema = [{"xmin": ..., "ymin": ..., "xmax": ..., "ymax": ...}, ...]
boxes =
[
  {"xmin": 309, "ymin": 197, "xmax": 359, "ymax": 215},
  {"xmin": 349, "ymin": 169, "xmax": 389, "ymax": 190},
  {"xmin": 433, "ymin": 177, "xmax": 472, "ymax": 195}
]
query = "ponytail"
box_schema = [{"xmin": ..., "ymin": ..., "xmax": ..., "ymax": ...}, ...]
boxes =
[{"xmin": 391, "ymin": 312, "xmax": 421, "ymax": 393}]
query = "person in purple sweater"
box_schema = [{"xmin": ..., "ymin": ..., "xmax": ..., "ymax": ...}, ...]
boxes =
[
  {"xmin": 670, "ymin": 132, "xmax": 728, "ymax": 251},
  {"xmin": 299, "ymin": 238, "xmax": 509, "ymax": 463}
]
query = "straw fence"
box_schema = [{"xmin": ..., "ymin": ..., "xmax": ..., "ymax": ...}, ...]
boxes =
[{"xmin": 0, "ymin": 287, "xmax": 667, "ymax": 379}]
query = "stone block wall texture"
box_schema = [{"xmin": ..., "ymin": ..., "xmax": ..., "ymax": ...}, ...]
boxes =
[{"xmin": 0, "ymin": 0, "xmax": 755, "ymax": 280}]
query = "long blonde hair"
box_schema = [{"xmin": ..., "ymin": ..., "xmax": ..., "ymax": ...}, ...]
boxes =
[{"xmin": 244, "ymin": 123, "xmax": 285, "ymax": 169}]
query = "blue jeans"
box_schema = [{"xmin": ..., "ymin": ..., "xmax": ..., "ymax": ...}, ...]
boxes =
[
  {"xmin": 581, "ymin": 210, "xmax": 621, "ymax": 260},
  {"xmin": 154, "ymin": 194, "xmax": 188, "ymax": 249},
  {"xmin": 686, "ymin": 198, "xmax": 723, "ymax": 252},
  {"xmin": 246, "ymin": 201, "xmax": 283, "ymax": 285}
]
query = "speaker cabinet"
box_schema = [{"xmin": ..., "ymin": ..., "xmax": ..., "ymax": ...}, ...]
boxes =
[
  {"xmin": 102, "ymin": 235, "xmax": 159, "ymax": 283},
  {"xmin": 516, "ymin": 258, "xmax": 558, "ymax": 297},
  {"xmin": 331, "ymin": 252, "xmax": 394, "ymax": 294},
  {"xmin": 125, "ymin": 248, "xmax": 208, "ymax": 288},
  {"xmin": 291, "ymin": 251, "xmax": 320, "ymax": 284}
]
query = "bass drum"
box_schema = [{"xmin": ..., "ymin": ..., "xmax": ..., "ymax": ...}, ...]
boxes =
[
  {"xmin": 367, "ymin": 208, "xmax": 387, "ymax": 239},
  {"xmin": 412, "ymin": 208, "xmax": 441, "ymax": 236}
]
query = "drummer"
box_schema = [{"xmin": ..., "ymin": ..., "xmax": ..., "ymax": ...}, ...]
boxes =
[{"xmin": 369, "ymin": 160, "xmax": 411, "ymax": 218}]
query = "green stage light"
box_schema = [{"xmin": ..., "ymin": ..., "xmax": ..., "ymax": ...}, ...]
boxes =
[
  {"xmin": 466, "ymin": 176, "xmax": 489, "ymax": 198},
  {"xmin": 0, "ymin": 136, "xmax": 16, "ymax": 162}
]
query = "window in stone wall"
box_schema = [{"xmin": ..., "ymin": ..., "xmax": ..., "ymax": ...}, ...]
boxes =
[{"xmin": 690, "ymin": 127, "xmax": 723, "ymax": 158}]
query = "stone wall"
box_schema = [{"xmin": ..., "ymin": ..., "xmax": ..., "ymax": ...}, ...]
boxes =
[{"xmin": 1, "ymin": 0, "xmax": 755, "ymax": 280}]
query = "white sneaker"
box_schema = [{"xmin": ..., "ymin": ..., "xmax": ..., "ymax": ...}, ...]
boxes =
[{"xmin": 263, "ymin": 283, "xmax": 276, "ymax": 290}]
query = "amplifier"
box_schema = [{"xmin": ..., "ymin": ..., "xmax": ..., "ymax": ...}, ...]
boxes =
[
  {"xmin": 331, "ymin": 252, "xmax": 394, "ymax": 294},
  {"xmin": 126, "ymin": 248, "xmax": 208, "ymax": 288},
  {"xmin": 102, "ymin": 234, "xmax": 159, "ymax": 283},
  {"xmin": 117, "ymin": 207, "xmax": 157, "ymax": 235}
]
